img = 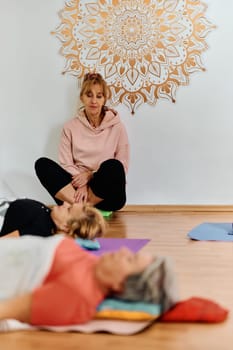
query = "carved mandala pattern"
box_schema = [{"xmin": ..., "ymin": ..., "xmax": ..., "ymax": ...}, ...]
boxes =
[{"xmin": 52, "ymin": 0, "xmax": 215, "ymax": 114}]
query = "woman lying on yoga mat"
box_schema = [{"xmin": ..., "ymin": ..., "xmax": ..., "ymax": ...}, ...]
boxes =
[
  {"xmin": 35, "ymin": 72, "xmax": 129, "ymax": 212},
  {"xmin": 0, "ymin": 198, "xmax": 106, "ymax": 239},
  {"xmin": 0, "ymin": 235, "xmax": 177, "ymax": 326}
]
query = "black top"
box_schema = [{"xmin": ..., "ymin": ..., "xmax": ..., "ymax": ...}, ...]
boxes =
[{"xmin": 0, "ymin": 198, "xmax": 56, "ymax": 237}]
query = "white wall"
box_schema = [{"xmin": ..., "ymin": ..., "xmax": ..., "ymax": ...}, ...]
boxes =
[{"xmin": 1, "ymin": 0, "xmax": 233, "ymax": 205}]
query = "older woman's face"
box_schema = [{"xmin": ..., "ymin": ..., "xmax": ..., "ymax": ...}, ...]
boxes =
[{"xmin": 95, "ymin": 248, "xmax": 153, "ymax": 292}]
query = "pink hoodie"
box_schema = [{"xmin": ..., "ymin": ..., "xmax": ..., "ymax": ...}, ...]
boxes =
[{"xmin": 59, "ymin": 109, "xmax": 129, "ymax": 176}]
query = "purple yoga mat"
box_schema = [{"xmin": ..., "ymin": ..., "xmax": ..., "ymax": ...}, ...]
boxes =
[{"xmin": 91, "ymin": 238, "xmax": 150, "ymax": 256}]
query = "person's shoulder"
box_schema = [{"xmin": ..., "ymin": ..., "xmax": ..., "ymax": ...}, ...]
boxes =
[
  {"xmin": 105, "ymin": 109, "xmax": 128, "ymax": 132},
  {"xmin": 103, "ymin": 108, "xmax": 121, "ymax": 123},
  {"xmin": 107, "ymin": 108, "xmax": 126, "ymax": 122},
  {"xmin": 63, "ymin": 111, "xmax": 86, "ymax": 129},
  {"xmin": 11, "ymin": 198, "xmax": 43, "ymax": 206},
  {"xmin": 105, "ymin": 107, "xmax": 118, "ymax": 117},
  {"xmin": 63, "ymin": 116, "xmax": 79, "ymax": 126},
  {"xmin": 7, "ymin": 198, "xmax": 45, "ymax": 213}
]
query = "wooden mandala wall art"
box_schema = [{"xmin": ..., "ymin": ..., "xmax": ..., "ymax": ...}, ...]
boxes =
[{"xmin": 52, "ymin": 0, "xmax": 216, "ymax": 114}]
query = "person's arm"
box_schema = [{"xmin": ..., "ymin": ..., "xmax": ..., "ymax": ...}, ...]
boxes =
[
  {"xmin": 0, "ymin": 293, "xmax": 32, "ymax": 323},
  {"xmin": 0, "ymin": 200, "xmax": 26, "ymax": 238},
  {"xmin": 0, "ymin": 230, "xmax": 19, "ymax": 239},
  {"xmin": 59, "ymin": 126, "xmax": 82, "ymax": 176},
  {"xmin": 115, "ymin": 124, "xmax": 130, "ymax": 174},
  {"xmin": 0, "ymin": 199, "xmax": 48, "ymax": 238}
]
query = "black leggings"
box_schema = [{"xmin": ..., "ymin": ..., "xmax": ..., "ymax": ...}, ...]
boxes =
[{"xmin": 34, "ymin": 157, "xmax": 126, "ymax": 211}]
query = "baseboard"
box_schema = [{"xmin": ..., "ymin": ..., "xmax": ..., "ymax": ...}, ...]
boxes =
[{"xmin": 122, "ymin": 205, "xmax": 233, "ymax": 212}]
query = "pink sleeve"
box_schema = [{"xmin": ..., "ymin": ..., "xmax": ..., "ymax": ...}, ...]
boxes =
[
  {"xmin": 58, "ymin": 126, "xmax": 81, "ymax": 176},
  {"xmin": 115, "ymin": 124, "xmax": 130, "ymax": 174}
]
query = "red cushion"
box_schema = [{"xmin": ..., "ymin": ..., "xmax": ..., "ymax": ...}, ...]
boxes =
[{"xmin": 160, "ymin": 297, "xmax": 228, "ymax": 323}]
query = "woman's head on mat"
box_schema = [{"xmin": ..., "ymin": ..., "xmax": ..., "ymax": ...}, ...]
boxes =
[
  {"xmin": 95, "ymin": 247, "xmax": 154, "ymax": 292},
  {"xmin": 51, "ymin": 201, "xmax": 106, "ymax": 239},
  {"xmin": 115, "ymin": 255, "xmax": 178, "ymax": 311},
  {"xmin": 95, "ymin": 251, "xmax": 177, "ymax": 310}
]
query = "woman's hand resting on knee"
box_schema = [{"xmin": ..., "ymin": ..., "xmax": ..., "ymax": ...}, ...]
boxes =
[{"xmin": 72, "ymin": 171, "xmax": 92, "ymax": 188}]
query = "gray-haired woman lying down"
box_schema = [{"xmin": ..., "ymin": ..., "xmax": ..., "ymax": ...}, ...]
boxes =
[{"xmin": 0, "ymin": 235, "xmax": 178, "ymax": 326}]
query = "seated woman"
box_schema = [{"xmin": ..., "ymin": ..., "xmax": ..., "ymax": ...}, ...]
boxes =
[
  {"xmin": 0, "ymin": 235, "xmax": 177, "ymax": 326},
  {"xmin": 0, "ymin": 198, "xmax": 106, "ymax": 240},
  {"xmin": 35, "ymin": 72, "xmax": 129, "ymax": 212},
  {"xmin": 35, "ymin": 157, "xmax": 126, "ymax": 212}
]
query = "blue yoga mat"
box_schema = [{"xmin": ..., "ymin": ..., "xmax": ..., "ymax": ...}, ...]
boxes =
[{"xmin": 188, "ymin": 223, "xmax": 233, "ymax": 241}]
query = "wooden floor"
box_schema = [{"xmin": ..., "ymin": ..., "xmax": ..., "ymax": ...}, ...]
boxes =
[{"xmin": 1, "ymin": 210, "xmax": 233, "ymax": 349}]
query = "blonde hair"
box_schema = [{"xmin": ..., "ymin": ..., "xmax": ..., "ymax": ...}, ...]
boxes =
[
  {"xmin": 66, "ymin": 204, "xmax": 107, "ymax": 240},
  {"xmin": 80, "ymin": 73, "xmax": 110, "ymax": 105}
]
